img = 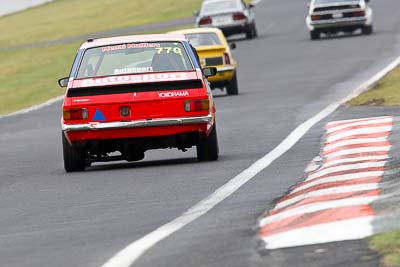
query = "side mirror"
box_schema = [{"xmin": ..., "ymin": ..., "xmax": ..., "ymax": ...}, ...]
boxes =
[
  {"xmin": 58, "ymin": 77, "xmax": 69, "ymax": 88},
  {"xmin": 248, "ymin": 3, "xmax": 255, "ymax": 8},
  {"xmin": 193, "ymin": 10, "xmax": 199, "ymax": 17},
  {"xmin": 203, "ymin": 67, "xmax": 217, "ymax": 78},
  {"xmin": 230, "ymin": 42, "xmax": 236, "ymax": 50}
]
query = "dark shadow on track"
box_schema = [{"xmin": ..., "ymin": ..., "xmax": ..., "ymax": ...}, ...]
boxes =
[
  {"xmin": 86, "ymin": 157, "xmax": 200, "ymax": 172},
  {"xmin": 311, "ymin": 30, "xmax": 378, "ymax": 41}
]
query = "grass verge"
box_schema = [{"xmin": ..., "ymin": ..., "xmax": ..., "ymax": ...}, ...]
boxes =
[
  {"xmin": 0, "ymin": 0, "xmax": 201, "ymax": 49},
  {"xmin": 348, "ymin": 67, "xmax": 400, "ymax": 106},
  {"xmin": 370, "ymin": 230, "xmax": 400, "ymax": 267},
  {"xmin": 0, "ymin": 42, "xmax": 79, "ymax": 115}
]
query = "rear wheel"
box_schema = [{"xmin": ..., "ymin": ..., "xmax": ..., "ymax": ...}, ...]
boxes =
[
  {"xmin": 197, "ymin": 123, "xmax": 219, "ymax": 161},
  {"xmin": 362, "ymin": 25, "xmax": 373, "ymax": 35},
  {"xmin": 226, "ymin": 72, "xmax": 239, "ymax": 95},
  {"xmin": 62, "ymin": 133, "xmax": 86, "ymax": 172},
  {"xmin": 251, "ymin": 22, "xmax": 258, "ymax": 38},
  {"xmin": 246, "ymin": 22, "xmax": 257, "ymax": 39},
  {"xmin": 310, "ymin": 30, "xmax": 320, "ymax": 40}
]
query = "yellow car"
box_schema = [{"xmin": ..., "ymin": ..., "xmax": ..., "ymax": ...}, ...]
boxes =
[{"xmin": 169, "ymin": 28, "xmax": 238, "ymax": 95}]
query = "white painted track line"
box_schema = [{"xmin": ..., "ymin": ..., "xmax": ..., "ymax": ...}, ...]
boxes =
[
  {"xmin": 101, "ymin": 101, "xmax": 342, "ymax": 267},
  {"xmin": 0, "ymin": 95, "xmax": 63, "ymax": 119},
  {"xmin": 259, "ymin": 196, "xmax": 379, "ymax": 226},
  {"xmin": 262, "ymin": 216, "xmax": 375, "ymax": 249},
  {"xmin": 101, "ymin": 55, "xmax": 400, "ymax": 266}
]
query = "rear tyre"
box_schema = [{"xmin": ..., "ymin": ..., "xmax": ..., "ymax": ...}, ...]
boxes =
[
  {"xmin": 246, "ymin": 23, "xmax": 257, "ymax": 39},
  {"xmin": 252, "ymin": 22, "xmax": 258, "ymax": 38},
  {"xmin": 62, "ymin": 133, "xmax": 86, "ymax": 172},
  {"xmin": 362, "ymin": 25, "xmax": 373, "ymax": 35},
  {"xmin": 310, "ymin": 30, "xmax": 320, "ymax": 40},
  {"xmin": 197, "ymin": 123, "xmax": 219, "ymax": 161},
  {"xmin": 226, "ymin": 72, "xmax": 239, "ymax": 95}
]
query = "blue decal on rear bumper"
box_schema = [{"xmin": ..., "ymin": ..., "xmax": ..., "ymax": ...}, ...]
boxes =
[{"xmin": 92, "ymin": 108, "xmax": 106, "ymax": 121}]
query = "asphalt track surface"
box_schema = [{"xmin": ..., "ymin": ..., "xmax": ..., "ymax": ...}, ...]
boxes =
[{"xmin": 1, "ymin": 0, "xmax": 400, "ymax": 266}]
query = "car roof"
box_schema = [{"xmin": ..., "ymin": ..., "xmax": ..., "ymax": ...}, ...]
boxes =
[
  {"xmin": 169, "ymin": 27, "xmax": 224, "ymax": 35},
  {"xmin": 80, "ymin": 34, "xmax": 187, "ymax": 49}
]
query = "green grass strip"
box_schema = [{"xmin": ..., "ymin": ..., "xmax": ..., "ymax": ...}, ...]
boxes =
[
  {"xmin": 370, "ymin": 230, "xmax": 400, "ymax": 267},
  {"xmin": 0, "ymin": 42, "xmax": 79, "ymax": 114},
  {"xmin": 0, "ymin": 0, "xmax": 200, "ymax": 49},
  {"xmin": 348, "ymin": 67, "xmax": 400, "ymax": 106}
]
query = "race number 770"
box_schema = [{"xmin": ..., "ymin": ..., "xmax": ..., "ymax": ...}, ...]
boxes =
[{"xmin": 155, "ymin": 47, "xmax": 182, "ymax": 55}]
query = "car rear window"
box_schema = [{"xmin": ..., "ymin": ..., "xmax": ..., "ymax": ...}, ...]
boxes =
[
  {"xmin": 76, "ymin": 41, "xmax": 193, "ymax": 79},
  {"xmin": 201, "ymin": 0, "xmax": 238, "ymax": 15},
  {"xmin": 185, "ymin": 33, "xmax": 222, "ymax": 46}
]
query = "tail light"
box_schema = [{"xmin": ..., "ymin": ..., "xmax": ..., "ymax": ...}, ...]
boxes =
[
  {"xmin": 199, "ymin": 16, "xmax": 212, "ymax": 25},
  {"xmin": 184, "ymin": 100, "xmax": 210, "ymax": 112},
  {"xmin": 311, "ymin": 14, "xmax": 321, "ymax": 21},
  {"xmin": 353, "ymin": 10, "xmax": 366, "ymax": 17},
  {"xmin": 224, "ymin": 52, "xmax": 231, "ymax": 65},
  {"xmin": 233, "ymin": 12, "xmax": 246, "ymax": 21},
  {"xmin": 63, "ymin": 108, "xmax": 88, "ymax": 121}
]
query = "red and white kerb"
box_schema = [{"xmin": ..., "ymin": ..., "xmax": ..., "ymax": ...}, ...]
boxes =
[{"xmin": 259, "ymin": 116, "xmax": 393, "ymax": 249}]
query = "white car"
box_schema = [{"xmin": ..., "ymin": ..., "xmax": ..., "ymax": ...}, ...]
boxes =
[
  {"xmin": 195, "ymin": 0, "xmax": 258, "ymax": 39},
  {"xmin": 306, "ymin": 0, "xmax": 373, "ymax": 40}
]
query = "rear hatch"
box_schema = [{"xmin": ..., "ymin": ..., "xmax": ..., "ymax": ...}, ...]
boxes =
[
  {"xmin": 66, "ymin": 71, "xmax": 206, "ymax": 123},
  {"xmin": 195, "ymin": 45, "xmax": 226, "ymax": 67},
  {"xmin": 313, "ymin": 1, "xmax": 361, "ymax": 12}
]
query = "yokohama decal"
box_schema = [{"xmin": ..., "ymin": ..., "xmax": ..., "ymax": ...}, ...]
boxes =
[{"xmin": 158, "ymin": 91, "xmax": 189, "ymax": 98}]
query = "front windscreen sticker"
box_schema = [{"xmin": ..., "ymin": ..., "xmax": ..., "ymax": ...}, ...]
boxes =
[
  {"xmin": 101, "ymin": 43, "xmax": 161, "ymax": 52},
  {"xmin": 155, "ymin": 47, "xmax": 183, "ymax": 55},
  {"xmin": 92, "ymin": 108, "xmax": 106, "ymax": 121}
]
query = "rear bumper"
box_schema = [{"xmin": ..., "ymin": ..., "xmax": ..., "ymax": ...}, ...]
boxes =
[
  {"xmin": 220, "ymin": 24, "xmax": 251, "ymax": 36},
  {"xmin": 201, "ymin": 22, "xmax": 250, "ymax": 36},
  {"xmin": 208, "ymin": 66, "xmax": 235, "ymax": 83},
  {"xmin": 199, "ymin": 20, "xmax": 250, "ymax": 35},
  {"xmin": 310, "ymin": 17, "xmax": 367, "ymax": 29},
  {"xmin": 63, "ymin": 114, "xmax": 212, "ymax": 132},
  {"xmin": 63, "ymin": 114, "xmax": 213, "ymax": 142}
]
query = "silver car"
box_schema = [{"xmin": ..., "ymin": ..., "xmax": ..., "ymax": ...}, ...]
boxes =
[
  {"xmin": 195, "ymin": 0, "xmax": 258, "ymax": 39},
  {"xmin": 306, "ymin": 0, "xmax": 373, "ymax": 40}
]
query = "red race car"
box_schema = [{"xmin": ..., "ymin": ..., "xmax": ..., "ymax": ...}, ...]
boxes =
[{"xmin": 58, "ymin": 34, "xmax": 219, "ymax": 172}]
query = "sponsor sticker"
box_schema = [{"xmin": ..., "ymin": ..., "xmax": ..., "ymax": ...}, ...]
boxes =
[
  {"xmin": 101, "ymin": 43, "xmax": 161, "ymax": 52},
  {"xmin": 158, "ymin": 91, "xmax": 189, "ymax": 98},
  {"xmin": 78, "ymin": 72, "xmax": 189, "ymax": 87}
]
